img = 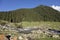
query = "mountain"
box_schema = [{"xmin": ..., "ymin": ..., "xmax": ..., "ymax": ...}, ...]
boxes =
[{"xmin": 0, "ymin": 5, "xmax": 60, "ymax": 23}]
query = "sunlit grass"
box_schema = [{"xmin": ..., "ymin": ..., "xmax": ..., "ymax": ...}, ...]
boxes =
[
  {"xmin": 35, "ymin": 37, "xmax": 60, "ymax": 40},
  {"xmin": 21, "ymin": 21, "xmax": 60, "ymax": 29}
]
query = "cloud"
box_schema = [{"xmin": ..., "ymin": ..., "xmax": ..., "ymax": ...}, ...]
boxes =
[{"xmin": 51, "ymin": 5, "xmax": 60, "ymax": 12}]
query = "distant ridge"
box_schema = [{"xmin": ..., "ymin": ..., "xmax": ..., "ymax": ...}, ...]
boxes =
[{"xmin": 0, "ymin": 5, "xmax": 60, "ymax": 23}]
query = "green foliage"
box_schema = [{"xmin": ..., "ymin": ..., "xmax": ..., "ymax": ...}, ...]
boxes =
[
  {"xmin": 0, "ymin": 5, "xmax": 60, "ymax": 23},
  {"xmin": 0, "ymin": 20, "xmax": 8, "ymax": 26}
]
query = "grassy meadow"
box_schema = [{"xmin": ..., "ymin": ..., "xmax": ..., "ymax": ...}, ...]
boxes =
[{"xmin": 14, "ymin": 21, "xmax": 60, "ymax": 29}]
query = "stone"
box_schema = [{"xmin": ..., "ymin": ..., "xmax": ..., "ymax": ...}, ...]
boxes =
[
  {"xmin": 0, "ymin": 34, "xmax": 6, "ymax": 40},
  {"xmin": 53, "ymin": 35, "xmax": 59, "ymax": 38}
]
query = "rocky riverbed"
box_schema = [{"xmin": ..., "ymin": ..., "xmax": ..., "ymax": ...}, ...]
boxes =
[{"xmin": 0, "ymin": 24, "xmax": 60, "ymax": 40}]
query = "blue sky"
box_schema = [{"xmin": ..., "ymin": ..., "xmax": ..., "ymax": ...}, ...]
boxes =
[{"xmin": 0, "ymin": 0, "xmax": 60, "ymax": 11}]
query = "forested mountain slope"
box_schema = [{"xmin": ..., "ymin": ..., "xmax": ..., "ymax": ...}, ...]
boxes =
[{"xmin": 0, "ymin": 5, "xmax": 60, "ymax": 23}]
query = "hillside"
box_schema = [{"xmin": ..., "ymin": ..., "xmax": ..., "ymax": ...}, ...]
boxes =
[
  {"xmin": 0, "ymin": 5, "xmax": 60, "ymax": 40},
  {"xmin": 0, "ymin": 5, "xmax": 60, "ymax": 23}
]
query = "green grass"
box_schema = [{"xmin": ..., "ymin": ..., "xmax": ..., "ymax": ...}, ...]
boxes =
[
  {"xmin": 20, "ymin": 21, "xmax": 60, "ymax": 29},
  {"xmin": 35, "ymin": 37, "xmax": 60, "ymax": 40}
]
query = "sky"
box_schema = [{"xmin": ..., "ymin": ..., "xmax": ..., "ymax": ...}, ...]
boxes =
[{"xmin": 0, "ymin": 0, "xmax": 60, "ymax": 11}]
